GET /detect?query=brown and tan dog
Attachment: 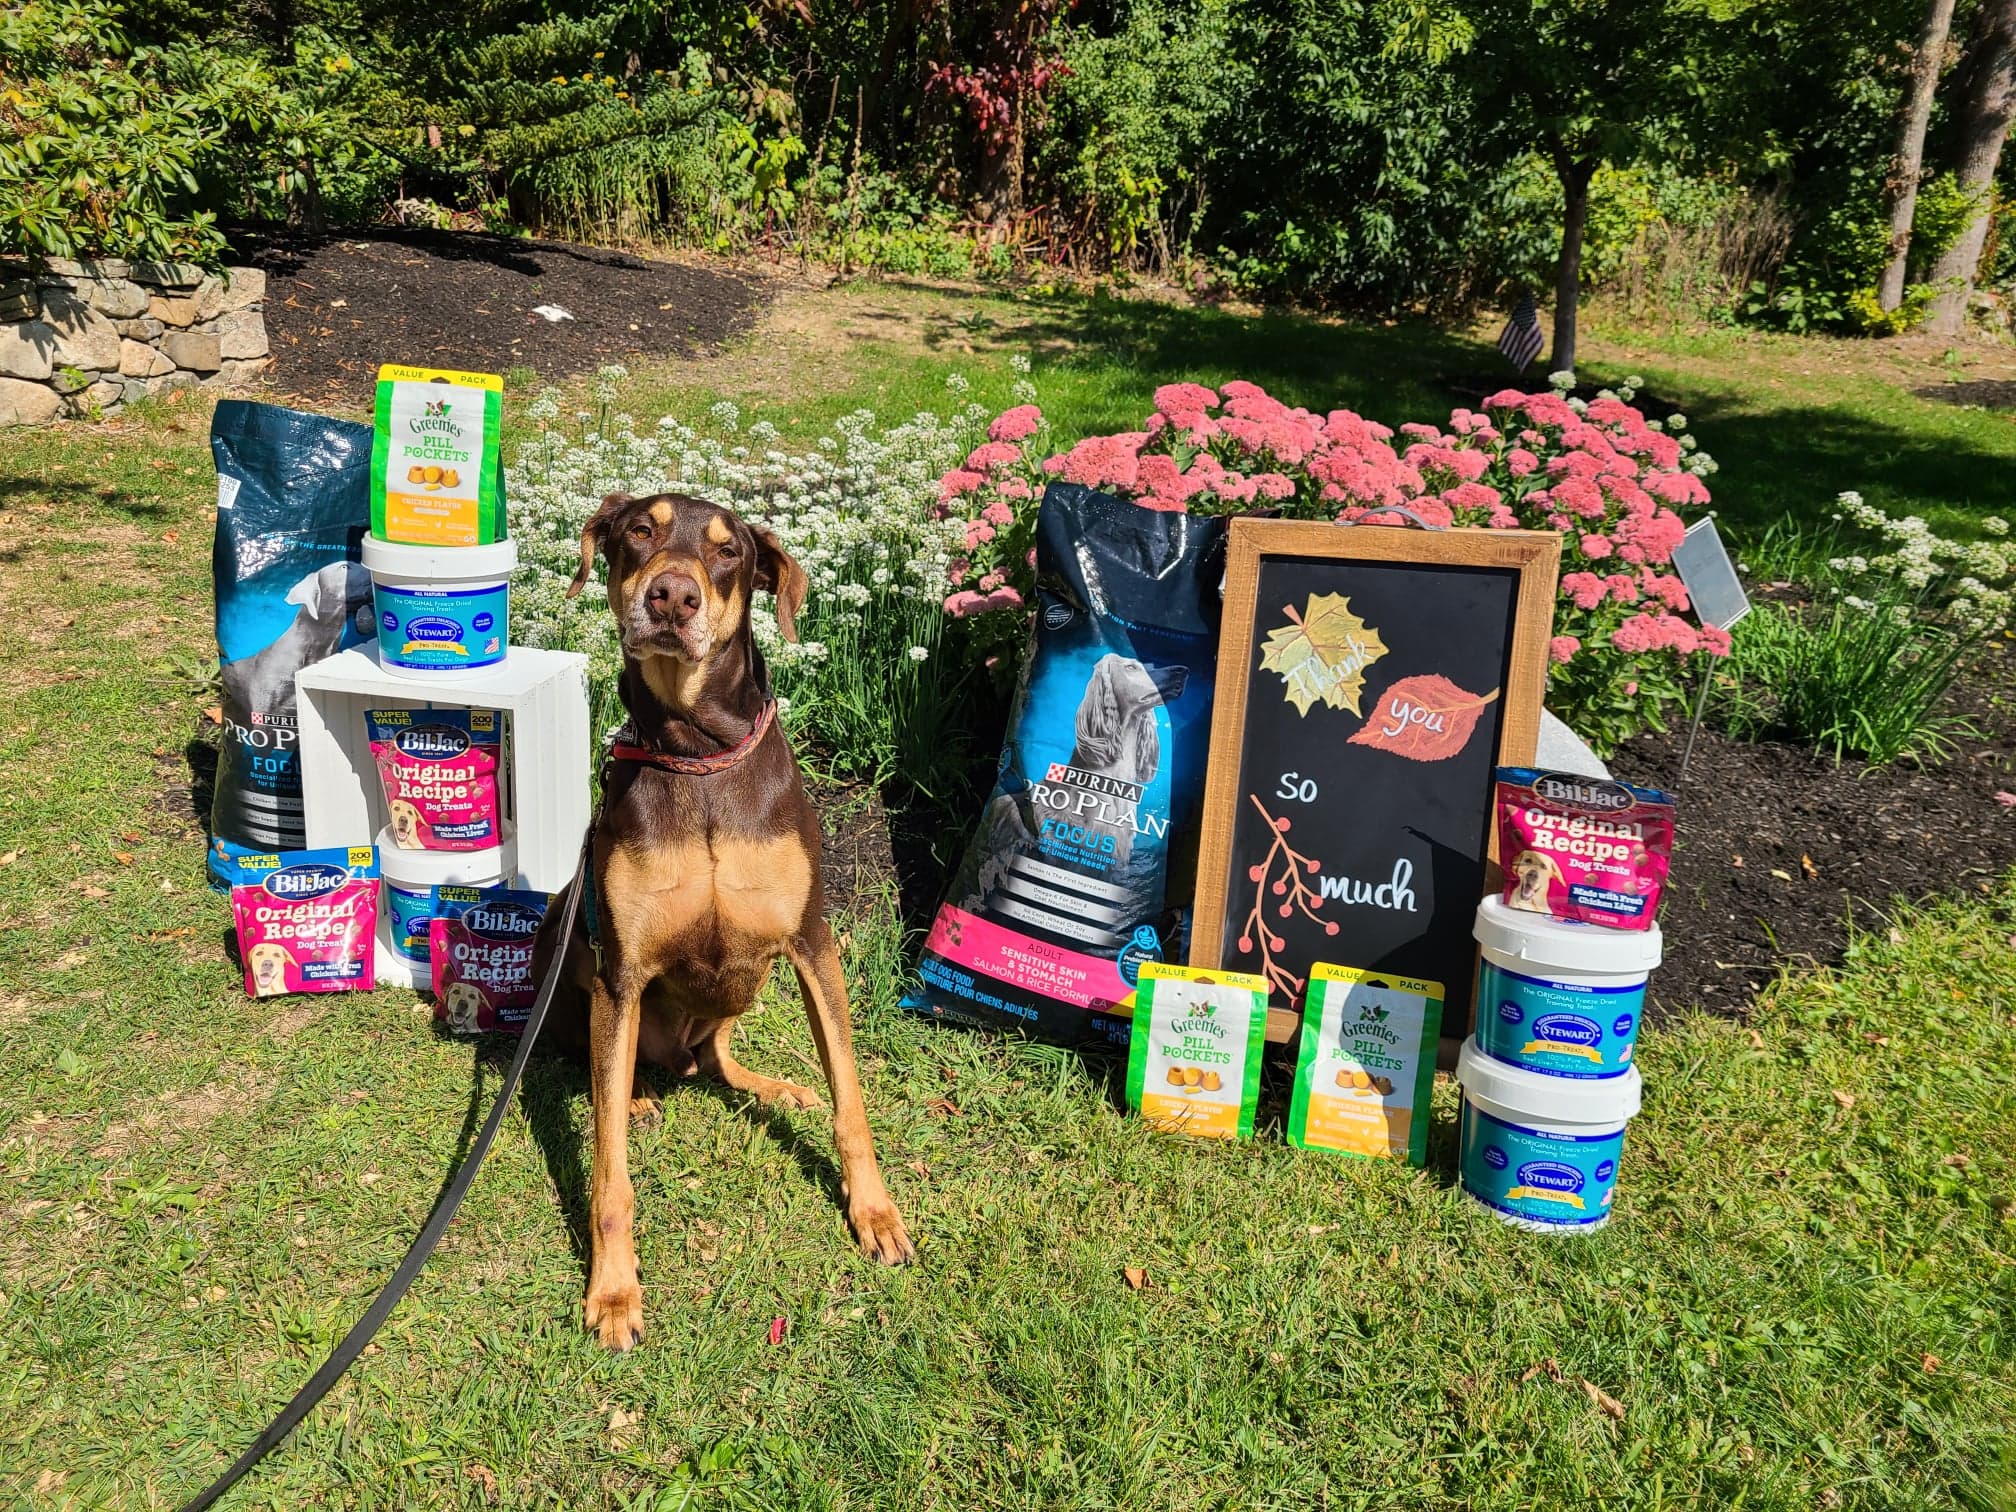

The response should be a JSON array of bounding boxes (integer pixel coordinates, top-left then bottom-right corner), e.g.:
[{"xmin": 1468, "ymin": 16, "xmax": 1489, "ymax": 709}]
[{"xmin": 533, "ymin": 490, "xmax": 913, "ymax": 1351}]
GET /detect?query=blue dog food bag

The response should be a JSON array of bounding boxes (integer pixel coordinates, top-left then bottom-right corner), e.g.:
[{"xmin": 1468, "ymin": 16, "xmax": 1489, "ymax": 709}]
[
  {"xmin": 904, "ymin": 484, "xmax": 1228, "ymax": 1046},
  {"xmin": 208, "ymin": 402, "xmax": 376, "ymax": 888}
]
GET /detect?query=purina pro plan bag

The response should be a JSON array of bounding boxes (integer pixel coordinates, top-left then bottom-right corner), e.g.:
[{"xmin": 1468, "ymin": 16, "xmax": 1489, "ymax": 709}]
[{"xmin": 904, "ymin": 484, "xmax": 1228, "ymax": 1046}]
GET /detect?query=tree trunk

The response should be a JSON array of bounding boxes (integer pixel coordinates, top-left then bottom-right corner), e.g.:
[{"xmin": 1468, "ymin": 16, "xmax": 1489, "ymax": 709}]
[
  {"xmin": 1925, "ymin": 0, "xmax": 2016, "ymax": 333},
  {"xmin": 1549, "ymin": 150, "xmax": 1597, "ymax": 375},
  {"xmin": 1878, "ymin": 0, "xmax": 1959, "ymax": 310}
]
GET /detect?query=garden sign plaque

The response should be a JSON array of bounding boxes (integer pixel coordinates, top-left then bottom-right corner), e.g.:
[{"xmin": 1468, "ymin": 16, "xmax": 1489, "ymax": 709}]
[{"xmin": 1190, "ymin": 520, "xmax": 1560, "ymax": 1041}]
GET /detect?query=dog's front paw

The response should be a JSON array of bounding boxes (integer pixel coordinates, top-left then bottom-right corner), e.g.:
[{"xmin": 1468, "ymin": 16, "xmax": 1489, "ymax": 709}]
[
  {"xmin": 848, "ymin": 1192, "xmax": 915, "ymax": 1266},
  {"xmin": 584, "ymin": 1276, "xmax": 645, "ymax": 1351}
]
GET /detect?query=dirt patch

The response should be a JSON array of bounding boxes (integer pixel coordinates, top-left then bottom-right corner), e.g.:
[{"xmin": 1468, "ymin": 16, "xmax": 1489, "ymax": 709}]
[
  {"xmin": 239, "ymin": 228, "xmax": 770, "ymax": 406},
  {"xmin": 811, "ymin": 779, "xmax": 898, "ymax": 912},
  {"xmin": 89, "ymin": 1073, "xmax": 262, "ymax": 1158},
  {"xmin": 0, "ymin": 994, "xmax": 39, "ymax": 1031},
  {"xmin": 1609, "ymin": 645, "xmax": 2016, "ymax": 1018},
  {"xmin": 264, "ymin": 1001, "xmax": 325, "ymax": 1041}
]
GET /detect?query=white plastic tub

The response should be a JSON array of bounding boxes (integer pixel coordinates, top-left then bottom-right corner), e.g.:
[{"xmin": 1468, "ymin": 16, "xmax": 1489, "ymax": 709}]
[
  {"xmin": 362, "ymin": 536, "xmax": 516, "ymax": 679},
  {"xmin": 375, "ymin": 824, "xmax": 514, "ymax": 988},
  {"xmin": 1456, "ymin": 1037, "xmax": 1642, "ymax": 1233},
  {"xmin": 1472, "ymin": 894, "xmax": 1661, "ymax": 1079}
]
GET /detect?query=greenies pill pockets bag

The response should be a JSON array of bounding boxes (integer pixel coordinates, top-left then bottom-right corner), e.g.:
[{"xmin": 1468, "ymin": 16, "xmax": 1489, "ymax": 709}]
[
  {"xmin": 1286, "ymin": 964, "xmax": 1443, "ymax": 1164},
  {"xmin": 370, "ymin": 365, "xmax": 504, "ymax": 546},
  {"xmin": 1124, "ymin": 962, "xmax": 1269, "ymax": 1140}
]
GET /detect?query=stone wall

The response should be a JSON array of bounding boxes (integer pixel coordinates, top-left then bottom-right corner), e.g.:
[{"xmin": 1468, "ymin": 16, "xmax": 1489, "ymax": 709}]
[{"xmin": 0, "ymin": 259, "xmax": 270, "ymax": 426}]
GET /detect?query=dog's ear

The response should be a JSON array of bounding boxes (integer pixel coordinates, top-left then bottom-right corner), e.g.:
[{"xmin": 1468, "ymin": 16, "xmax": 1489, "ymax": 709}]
[
  {"xmin": 569, "ymin": 493, "xmax": 635, "ymax": 599},
  {"xmin": 1075, "ymin": 656, "xmax": 1121, "ymax": 762},
  {"xmin": 751, "ymin": 526, "xmax": 808, "ymax": 643}
]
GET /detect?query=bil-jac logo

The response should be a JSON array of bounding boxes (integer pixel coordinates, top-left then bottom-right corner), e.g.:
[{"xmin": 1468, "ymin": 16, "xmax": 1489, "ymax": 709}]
[
  {"xmin": 1530, "ymin": 772, "xmax": 1636, "ymax": 812},
  {"xmin": 1531, "ymin": 1012, "xmax": 1604, "ymax": 1048},
  {"xmin": 394, "ymin": 724, "xmax": 472, "ymax": 761},
  {"xmin": 263, "ymin": 861, "xmax": 350, "ymax": 901},
  {"xmin": 464, "ymin": 902, "xmax": 543, "ymax": 941}
]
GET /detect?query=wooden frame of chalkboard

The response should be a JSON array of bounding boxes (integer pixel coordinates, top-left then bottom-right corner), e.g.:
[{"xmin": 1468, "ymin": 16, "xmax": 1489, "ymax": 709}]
[{"xmin": 1190, "ymin": 520, "xmax": 1560, "ymax": 1045}]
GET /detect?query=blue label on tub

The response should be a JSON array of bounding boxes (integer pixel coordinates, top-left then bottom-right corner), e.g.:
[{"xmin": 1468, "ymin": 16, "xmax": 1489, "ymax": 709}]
[
  {"xmin": 1474, "ymin": 961, "xmax": 1644, "ymax": 1078},
  {"xmin": 1459, "ymin": 1101, "xmax": 1626, "ymax": 1228},
  {"xmin": 373, "ymin": 581, "xmax": 509, "ymax": 671},
  {"xmin": 386, "ymin": 880, "xmax": 434, "ymax": 964}
]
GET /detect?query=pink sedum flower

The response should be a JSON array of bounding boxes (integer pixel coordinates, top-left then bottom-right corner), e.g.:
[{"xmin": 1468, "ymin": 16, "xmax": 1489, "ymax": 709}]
[{"xmin": 1549, "ymin": 635, "xmax": 1581, "ymax": 665}]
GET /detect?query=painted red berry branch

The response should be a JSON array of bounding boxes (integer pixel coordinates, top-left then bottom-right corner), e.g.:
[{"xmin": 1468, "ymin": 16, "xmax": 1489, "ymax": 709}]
[{"xmin": 1237, "ymin": 793, "xmax": 1339, "ymax": 1002}]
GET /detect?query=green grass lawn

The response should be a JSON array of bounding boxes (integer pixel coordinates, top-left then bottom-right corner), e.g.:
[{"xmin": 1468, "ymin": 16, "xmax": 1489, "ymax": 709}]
[{"xmin": 3, "ymin": 282, "xmax": 2016, "ymax": 1509}]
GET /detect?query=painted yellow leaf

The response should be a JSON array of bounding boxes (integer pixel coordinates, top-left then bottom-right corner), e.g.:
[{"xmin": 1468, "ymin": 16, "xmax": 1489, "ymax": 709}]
[{"xmin": 1258, "ymin": 594, "xmax": 1389, "ymax": 716}]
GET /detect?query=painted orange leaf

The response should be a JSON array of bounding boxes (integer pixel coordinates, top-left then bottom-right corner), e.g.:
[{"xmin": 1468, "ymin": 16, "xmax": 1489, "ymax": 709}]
[{"xmin": 1347, "ymin": 675, "xmax": 1501, "ymax": 763}]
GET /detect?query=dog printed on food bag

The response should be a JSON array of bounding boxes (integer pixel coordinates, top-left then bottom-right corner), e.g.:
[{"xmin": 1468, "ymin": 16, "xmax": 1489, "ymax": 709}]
[
  {"xmin": 442, "ymin": 980, "xmax": 488, "ymax": 1035},
  {"xmin": 529, "ymin": 490, "xmax": 913, "ymax": 1351},
  {"xmin": 1506, "ymin": 849, "xmax": 1563, "ymax": 914},
  {"xmin": 245, "ymin": 941, "xmax": 297, "ymax": 999}
]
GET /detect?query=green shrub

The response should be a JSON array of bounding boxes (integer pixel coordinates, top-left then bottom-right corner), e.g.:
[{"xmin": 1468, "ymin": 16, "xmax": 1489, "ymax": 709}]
[
  {"xmin": 1716, "ymin": 497, "xmax": 2012, "ymax": 765},
  {"xmin": 0, "ymin": 0, "xmax": 230, "ymax": 263}
]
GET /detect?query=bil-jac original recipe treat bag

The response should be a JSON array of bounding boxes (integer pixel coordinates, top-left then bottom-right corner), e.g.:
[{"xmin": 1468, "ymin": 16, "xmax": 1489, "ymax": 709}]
[
  {"xmin": 1493, "ymin": 767, "xmax": 1675, "ymax": 929},
  {"xmin": 208, "ymin": 401, "xmax": 376, "ymax": 888},
  {"xmin": 1286, "ymin": 963, "xmax": 1443, "ymax": 1164},
  {"xmin": 370, "ymin": 365, "xmax": 505, "ymax": 546},
  {"xmin": 228, "ymin": 846, "xmax": 380, "ymax": 999},
  {"xmin": 430, "ymin": 885, "xmax": 551, "ymax": 1034},
  {"xmin": 904, "ymin": 484, "xmax": 1228, "ymax": 1046},
  {"xmin": 366, "ymin": 708, "xmax": 504, "ymax": 850},
  {"xmin": 1124, "ymin": 963, "xmax": 1270, "ymax": 1140}
]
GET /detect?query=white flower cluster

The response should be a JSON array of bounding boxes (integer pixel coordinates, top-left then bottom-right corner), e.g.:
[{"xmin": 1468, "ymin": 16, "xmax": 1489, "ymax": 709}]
[
  {"xmin": 1825, "ymin": 491, "xmax": 2013, "ymax": 629},
  {"xmin": 505, "ymin": 377, "xmax": 989, "ymax": 730}
]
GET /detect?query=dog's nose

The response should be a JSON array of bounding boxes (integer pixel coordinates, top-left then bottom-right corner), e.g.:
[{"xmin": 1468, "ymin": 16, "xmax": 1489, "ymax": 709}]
[{"xmin": 643, "ymin": 571, "xmax": 703, "ymax": 625}]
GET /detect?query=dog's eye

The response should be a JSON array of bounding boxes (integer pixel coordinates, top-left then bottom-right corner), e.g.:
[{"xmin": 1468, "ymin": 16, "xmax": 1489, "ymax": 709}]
[
  {"xmin": 627, "ymin": 522, "xmax": 653, "ymax": 540},
  {"xmin": 717, "ymin": 542, "xmax": 738, "ymax": 560}
]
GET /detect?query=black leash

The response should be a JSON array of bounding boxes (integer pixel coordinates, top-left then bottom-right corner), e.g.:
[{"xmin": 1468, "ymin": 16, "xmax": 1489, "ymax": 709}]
[{"xmin": 178, "ymin": 830, "xmax": 593, "ymax": 1511}]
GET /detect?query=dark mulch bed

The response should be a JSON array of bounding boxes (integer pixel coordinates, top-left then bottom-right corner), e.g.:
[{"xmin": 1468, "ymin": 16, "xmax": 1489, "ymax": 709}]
[
  {"xmin": 234, "ymin": 227, "xmax": 767, "ymax": 406},
  {"xmin": 1609, "ymin": 646, "xmax": 2016, "ymax": 1019}
]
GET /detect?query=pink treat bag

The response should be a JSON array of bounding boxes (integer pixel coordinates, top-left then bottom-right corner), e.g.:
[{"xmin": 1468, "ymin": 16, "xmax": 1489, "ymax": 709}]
[
  {"xmin": 229, "ymin": 846, "xmax": 379, "ymax": 997},
  {"xmin": 1494, "ymin": 768, "xmax": 1674, "ymax": 930},
  {"xmin": 430, "ymin": 886, "xmax": 550, "ymax": 1034},
  {"xmin": 366, "ymin": 708, "xmax": 503, "ymax": 851}
]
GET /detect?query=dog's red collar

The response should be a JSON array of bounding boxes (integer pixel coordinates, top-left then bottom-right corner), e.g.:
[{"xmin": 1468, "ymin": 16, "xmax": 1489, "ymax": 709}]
[{"xmin": 609, "ymin": 700, "xmax": 777, "ymax": 776}]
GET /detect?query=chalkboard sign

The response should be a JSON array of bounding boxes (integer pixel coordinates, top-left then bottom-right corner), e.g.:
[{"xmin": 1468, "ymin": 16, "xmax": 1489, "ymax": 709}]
[{"xmin": 1190, "ymin": 520, "xmax": 1560, "ymax": 1041}]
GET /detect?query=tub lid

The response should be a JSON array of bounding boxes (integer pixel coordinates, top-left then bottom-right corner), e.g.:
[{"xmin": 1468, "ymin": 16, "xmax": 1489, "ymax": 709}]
[
  {"xmin": 1457, "ymin": 1036, "xmax": 1642, "ymax": 1125},
  {"xmin": 363, "ymin": 535, "xmax": 518, "ymax": 578},
  {"xmin": 375, "ymin": 826, "xmax": 516, "ymax": 887},
  {"xmin": 1473, "ymin": 893, "xmax": 1662, "ymax": 974}
]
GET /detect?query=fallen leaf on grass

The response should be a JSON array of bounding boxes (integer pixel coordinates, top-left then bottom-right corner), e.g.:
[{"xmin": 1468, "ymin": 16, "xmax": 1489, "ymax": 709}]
[
  {"xmin": 1863, "ymin": 1033, "xmax": 1890, "ymax": 1046},
  {"xmin": 1122, "ymin": 1266, "xmax": 1152, "ymax": 1291},
  {"xmin": 1889, "ymin": 926, "xmax": 1906, "ymax": 945},
  {"xmin": 1747, "ymin": 1028, "xmax": 1766, "ymax": 1050},
  {"xmin": 119, "ymin": 831, "xmax": 141, "ymax": 843},
  {"xmin": 1922, "ymin": 1353, "xmax": 1941, "ymax": 1373},
  {"xmin": 161, "ymin": 529, "xmax": 179, "ymax": 544},
  {"xmin": 1832, "ymin": 1090, "xmax": 1856, "ymax": 1110},
  {"xmin": 202, "ymin": 706, "xmax": 222, "ymax": 725},
  {"xmin": 1800, "ymin": 853, "xmax": 1819, "ymax": 880},
  {"xmin": 1943, "ymin": 1154, "xmax": 1970, "ymax": 1169},
  {"xmin": 925, "ymin": 1097, "xmax": 960, "ymax": 1117},
  {"xmin": 465, "ymin": 1464, "xmax": 498, "ymax": 1502},
  {"xmin": 605, "ymin": 1407, "xmax": 640, "ymax": 1448},
  {"xmin": 113, "ymin": 852, "xmax": 133, "ymax": 865},
  {"xmin": 906, "ymin": 1159, "xmax": 929, "ymax": 1177},
  {"xmin": 0, "ymin": 851, "xmax": 16, "ymax": 867},
  {"xmin": 34, "ymin": 1470, "xmax": 65, "ymax": 1494},
  {"xmin": 1307, "ymin": 1223, "xmax": 1339, "ymax": 1236},
  {"xmin": 768, "ymin": 1316, "xmax": 787, "ymax": 1346},
  {"xmin": 1519, "ymin": 1357, "xmax": 1564, "ymax": 1384},
  {"xmin": 1579, "ymin": 1378, "xmax": 1625, "ymax": 1420}
]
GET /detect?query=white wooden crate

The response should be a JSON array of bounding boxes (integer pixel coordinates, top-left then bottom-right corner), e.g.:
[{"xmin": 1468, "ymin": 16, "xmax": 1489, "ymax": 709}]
[{"xmin": 295, "ymin": 644, "xmax": 592, "ymax": 986}]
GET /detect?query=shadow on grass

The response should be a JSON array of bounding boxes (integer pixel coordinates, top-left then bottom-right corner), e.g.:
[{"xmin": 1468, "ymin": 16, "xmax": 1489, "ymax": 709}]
[{"xmin": 514, "ymin": 1030, "xmax": 847, "ymax": 1278}]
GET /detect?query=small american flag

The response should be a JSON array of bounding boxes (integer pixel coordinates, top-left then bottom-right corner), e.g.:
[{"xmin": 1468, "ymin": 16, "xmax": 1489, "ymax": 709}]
[{"xmin": 1497, "ymin": 292, "xmax": 1545, "ymax": 373}]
